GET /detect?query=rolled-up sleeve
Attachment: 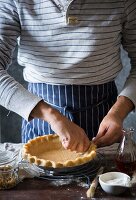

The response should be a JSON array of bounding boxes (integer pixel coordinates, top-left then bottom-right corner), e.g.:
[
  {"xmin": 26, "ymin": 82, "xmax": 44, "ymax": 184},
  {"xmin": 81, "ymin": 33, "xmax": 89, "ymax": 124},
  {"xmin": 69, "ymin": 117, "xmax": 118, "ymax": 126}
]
[
  {"xmin": 119, "ymin": 0, "xmax": 136, "ymax": 108},
  {"xmin": 0, "ymin": 0, "xmax": 42, "ymax": 121}
]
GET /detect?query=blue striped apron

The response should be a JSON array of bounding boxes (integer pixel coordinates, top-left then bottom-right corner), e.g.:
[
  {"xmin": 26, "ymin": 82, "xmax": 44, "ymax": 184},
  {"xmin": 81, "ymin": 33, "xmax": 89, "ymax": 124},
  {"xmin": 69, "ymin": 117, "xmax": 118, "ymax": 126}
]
[{"xmin": 21, "ymin": 82, "xmax": 117, "ymax": 143}]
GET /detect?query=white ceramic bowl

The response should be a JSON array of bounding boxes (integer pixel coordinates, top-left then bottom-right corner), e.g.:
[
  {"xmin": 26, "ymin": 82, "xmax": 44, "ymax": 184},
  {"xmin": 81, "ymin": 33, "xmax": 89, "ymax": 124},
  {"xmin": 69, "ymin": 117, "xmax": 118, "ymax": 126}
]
[{"xmin": 99, "ymin": 172, "xmax": 130, "ymax": 195}]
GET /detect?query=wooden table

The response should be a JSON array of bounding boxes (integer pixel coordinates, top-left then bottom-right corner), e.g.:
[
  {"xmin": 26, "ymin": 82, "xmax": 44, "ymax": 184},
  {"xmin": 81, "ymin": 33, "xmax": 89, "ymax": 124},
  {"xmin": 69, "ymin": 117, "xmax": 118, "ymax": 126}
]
[
  {"xmin": 0, "ymin": 144, "xmax": 135, "ymax": 200},
  {"xmin": 0, "ymin": 177, "xmax": 135, "ymax": 200}
]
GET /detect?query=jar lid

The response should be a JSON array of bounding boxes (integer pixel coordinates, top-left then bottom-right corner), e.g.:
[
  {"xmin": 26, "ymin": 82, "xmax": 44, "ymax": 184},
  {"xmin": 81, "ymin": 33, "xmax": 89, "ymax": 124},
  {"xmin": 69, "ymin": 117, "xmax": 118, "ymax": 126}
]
[{"xmin": 0, "ymin": 150, "xmax": 16, "ymax": 165}]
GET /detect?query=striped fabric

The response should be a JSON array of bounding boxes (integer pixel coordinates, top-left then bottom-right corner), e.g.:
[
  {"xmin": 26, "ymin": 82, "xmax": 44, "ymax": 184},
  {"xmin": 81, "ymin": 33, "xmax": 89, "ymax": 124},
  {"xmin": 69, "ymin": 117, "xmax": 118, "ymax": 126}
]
[
  {"xmin": 0, "ymin": 0, "xmax": 136, "ymax": 121},
  {"xmin": 14, "ymin": 0, "xmax": 136, "ymax": 85},
  {"xmin": 22, "ymin": 81, "xmax": 117, "ymax": 142}
]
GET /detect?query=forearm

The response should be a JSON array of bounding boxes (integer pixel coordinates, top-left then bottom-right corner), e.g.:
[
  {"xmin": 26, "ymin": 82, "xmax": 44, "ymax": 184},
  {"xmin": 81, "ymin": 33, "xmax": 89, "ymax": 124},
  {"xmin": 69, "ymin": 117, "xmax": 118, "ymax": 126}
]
[
  {"xmin": 108, "ymin": 96, "xmax": 134, "ymax": 121},
  {"xmin": 30, "ymin": 100, "xmax": 63, "ymax": 124},
  {"xmin": 30, "ymin": 100, "xmax": 90, "ymax": 152}
]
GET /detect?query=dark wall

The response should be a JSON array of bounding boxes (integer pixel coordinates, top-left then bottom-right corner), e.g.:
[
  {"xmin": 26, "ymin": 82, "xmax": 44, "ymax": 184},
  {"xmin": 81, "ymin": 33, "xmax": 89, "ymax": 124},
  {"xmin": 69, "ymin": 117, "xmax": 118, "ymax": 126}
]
[{"xmin": 0, "ymin": 47, "xmax": 136, "ymax": 143}]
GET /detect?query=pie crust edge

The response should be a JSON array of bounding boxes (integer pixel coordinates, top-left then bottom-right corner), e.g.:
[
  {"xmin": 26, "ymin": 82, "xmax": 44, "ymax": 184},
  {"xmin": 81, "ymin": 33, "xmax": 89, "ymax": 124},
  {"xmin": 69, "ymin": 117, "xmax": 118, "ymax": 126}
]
[{"xmin": 22, "ymin": 134, "xmax": 97, "ymax": 168}]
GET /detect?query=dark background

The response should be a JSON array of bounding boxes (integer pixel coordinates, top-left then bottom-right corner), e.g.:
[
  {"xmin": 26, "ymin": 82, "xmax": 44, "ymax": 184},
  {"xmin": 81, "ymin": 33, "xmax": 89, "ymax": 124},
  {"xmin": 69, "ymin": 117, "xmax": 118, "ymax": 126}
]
[{"xmin": 0, "ymin": 47, "xmax": 136, "ymax": 143}]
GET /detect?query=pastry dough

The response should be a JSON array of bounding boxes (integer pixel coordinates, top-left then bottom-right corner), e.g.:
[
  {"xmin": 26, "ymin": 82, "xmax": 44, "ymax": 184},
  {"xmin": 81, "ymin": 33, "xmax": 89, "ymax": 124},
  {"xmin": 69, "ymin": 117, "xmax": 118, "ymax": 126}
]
[{"xmin": 22, "ymin": 134, "xmax": 96, "ymax": 168}]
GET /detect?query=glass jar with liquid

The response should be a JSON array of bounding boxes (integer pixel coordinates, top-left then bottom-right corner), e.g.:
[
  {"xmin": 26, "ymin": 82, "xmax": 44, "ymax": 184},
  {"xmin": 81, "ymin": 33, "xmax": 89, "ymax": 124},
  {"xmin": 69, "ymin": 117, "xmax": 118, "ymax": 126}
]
[{"xmin": 115, "ymin": 128, "xmax": 136, "ymax": 176}]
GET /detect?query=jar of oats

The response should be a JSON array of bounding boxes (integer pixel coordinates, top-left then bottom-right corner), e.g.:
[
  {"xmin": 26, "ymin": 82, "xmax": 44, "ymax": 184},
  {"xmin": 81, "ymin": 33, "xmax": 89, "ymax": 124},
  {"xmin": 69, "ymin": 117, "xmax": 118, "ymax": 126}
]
[{"xmin": 0, "ymin": 151, "xmax": 19, "ymax": 189}]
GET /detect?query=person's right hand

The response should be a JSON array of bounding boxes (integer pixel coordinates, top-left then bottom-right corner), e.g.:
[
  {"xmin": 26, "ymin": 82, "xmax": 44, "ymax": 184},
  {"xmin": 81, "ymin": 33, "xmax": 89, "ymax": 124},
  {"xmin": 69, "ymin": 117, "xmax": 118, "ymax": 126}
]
[
  {"xmin": 30, "ymin": 100, "xmax": 90, "ymax": 153},
  {"xmin": 50, "ymin": 114, "xmax": 90, "ymax": 152}
]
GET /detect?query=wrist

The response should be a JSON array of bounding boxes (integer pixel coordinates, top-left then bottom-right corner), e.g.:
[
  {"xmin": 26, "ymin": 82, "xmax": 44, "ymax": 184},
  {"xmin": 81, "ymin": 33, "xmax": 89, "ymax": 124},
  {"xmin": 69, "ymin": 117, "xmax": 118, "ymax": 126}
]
[
  {"xmin": 108, "ymin": 96, "xmax": 134, "ymax": 121},
  {"xmin": 30, "ymin": 100, "xmax": 62, "ymax": 123}
]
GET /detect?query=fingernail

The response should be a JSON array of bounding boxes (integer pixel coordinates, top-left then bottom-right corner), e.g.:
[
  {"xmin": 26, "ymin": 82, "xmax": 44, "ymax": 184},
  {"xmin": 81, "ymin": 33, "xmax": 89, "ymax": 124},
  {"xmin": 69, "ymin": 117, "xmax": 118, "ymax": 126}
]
[{"xmin": 62, "ymin": 137, "xmax": 68, "ymax": 142}]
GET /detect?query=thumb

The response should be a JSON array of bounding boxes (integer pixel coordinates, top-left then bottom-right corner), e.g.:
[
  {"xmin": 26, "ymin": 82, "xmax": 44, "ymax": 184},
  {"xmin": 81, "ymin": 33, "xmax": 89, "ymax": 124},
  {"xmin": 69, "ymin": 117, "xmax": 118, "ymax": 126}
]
[
  {"xmin": 93, "ymin": 126, "xmax": 107, "ymax": 142},
  {"xmin": 93, "ymin": 124, "xmax": 107, "ymax": 144}
]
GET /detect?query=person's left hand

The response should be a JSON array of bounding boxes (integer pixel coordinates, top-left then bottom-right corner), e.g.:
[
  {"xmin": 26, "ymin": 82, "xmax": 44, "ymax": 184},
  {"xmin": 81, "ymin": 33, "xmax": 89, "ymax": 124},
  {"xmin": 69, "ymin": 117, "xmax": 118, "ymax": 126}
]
[
  {"xmin": 93, "ymin": 96, "xmax": 134, "ymax": 147},
  {"xmin": 93, "ymin": 111, "xmax": 123, "ymax": 147}
]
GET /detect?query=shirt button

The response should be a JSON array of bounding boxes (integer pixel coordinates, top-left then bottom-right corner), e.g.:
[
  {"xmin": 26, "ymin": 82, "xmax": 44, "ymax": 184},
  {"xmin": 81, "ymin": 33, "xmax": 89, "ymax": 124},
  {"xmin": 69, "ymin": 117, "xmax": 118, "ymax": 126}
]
[{"xmin": 67, "ymin": 16, "xmax": 79, "ymax": 25}]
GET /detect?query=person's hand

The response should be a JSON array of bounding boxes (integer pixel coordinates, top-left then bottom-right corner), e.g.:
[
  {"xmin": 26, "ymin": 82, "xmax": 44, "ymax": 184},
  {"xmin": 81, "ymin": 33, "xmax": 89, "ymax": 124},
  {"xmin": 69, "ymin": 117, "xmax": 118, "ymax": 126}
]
[
  {"xmin": 93, "ymin": 96, "xmax": 134, "ymax": 147},
  {"xmin": 49, "ymin": 114, "xmax": 90, "ymax": 152},
  {"xmin": 30, "ymin": 100, "xmax": 90, "ymax": 152},
  {"xmin": 93, "ymin": 112, "xmax": 123, "ymax": 147}
]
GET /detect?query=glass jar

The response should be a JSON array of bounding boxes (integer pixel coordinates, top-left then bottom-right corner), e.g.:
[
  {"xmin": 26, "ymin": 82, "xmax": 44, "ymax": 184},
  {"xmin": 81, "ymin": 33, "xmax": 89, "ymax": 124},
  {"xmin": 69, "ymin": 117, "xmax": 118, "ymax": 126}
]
[
  {"xmin": 0, "ymin": 150, "xmax": 19, "ymax": 189},
  {"xmin": 115, "ymin": 128, "xmax": 136, "ymax": 176}
]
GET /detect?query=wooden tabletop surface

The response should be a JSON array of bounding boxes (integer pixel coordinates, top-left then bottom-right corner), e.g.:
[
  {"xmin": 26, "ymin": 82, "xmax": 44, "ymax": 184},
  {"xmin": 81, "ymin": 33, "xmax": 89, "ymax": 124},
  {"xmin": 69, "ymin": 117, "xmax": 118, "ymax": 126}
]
[
  {"xmin": 0, "ymin": 144, "xmax": 135, "ymax": 200},
  {"xmin": 0, "ymin": 177, "xmax": 135, "ymax": 200}
]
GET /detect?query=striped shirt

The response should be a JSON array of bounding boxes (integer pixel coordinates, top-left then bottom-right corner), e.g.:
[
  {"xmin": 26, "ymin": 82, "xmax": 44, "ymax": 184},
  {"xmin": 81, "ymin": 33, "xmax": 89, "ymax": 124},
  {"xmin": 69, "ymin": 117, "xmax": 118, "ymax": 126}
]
[{"xmin": 0, "ymin": 0, "xmax": 136, "ymax": 120}]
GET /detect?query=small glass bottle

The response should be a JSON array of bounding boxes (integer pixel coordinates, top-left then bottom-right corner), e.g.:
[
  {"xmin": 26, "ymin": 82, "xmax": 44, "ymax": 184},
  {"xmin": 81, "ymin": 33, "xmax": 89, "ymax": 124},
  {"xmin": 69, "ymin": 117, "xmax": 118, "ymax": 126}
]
[{"xmin": 115, "ymin": 128, "xmax": 136, "ymax": 176}]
